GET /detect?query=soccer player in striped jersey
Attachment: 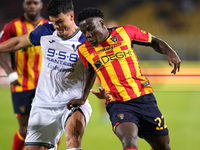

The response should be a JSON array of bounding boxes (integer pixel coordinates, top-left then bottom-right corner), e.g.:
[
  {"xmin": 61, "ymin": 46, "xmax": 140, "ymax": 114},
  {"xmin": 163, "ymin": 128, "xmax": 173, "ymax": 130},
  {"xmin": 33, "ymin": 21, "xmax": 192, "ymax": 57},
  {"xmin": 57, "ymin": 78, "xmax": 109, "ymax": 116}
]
[
  {"xmin": 0, "ymin": 0, "xmax": 95, "ymax": 150},
  {"xmin": 0, "ymin": 0, "xmax": 48, "ymax": 150},
  {"xmin": 77, "ymin": 7, "xmax": 181, "ymax": 150}
]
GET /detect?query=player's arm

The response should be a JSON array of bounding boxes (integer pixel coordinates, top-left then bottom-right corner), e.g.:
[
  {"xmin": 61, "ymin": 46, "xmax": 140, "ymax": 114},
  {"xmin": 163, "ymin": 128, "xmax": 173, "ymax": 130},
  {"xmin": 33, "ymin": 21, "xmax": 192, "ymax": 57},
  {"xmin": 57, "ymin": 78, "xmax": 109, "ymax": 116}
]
[
  {"xmin": 66, "ymin": 63, "xmax": 96, "ymax": 110},
  {"xmin": 0, "ymin": 54, "xmax": 21, "ymax": 86},
  {"xmin": 0, "ymin": 34, "xmax": 31, "ymax": 53},
  {"xmin": 150, "ymin": 35, "xmax": 181, "ymax": 74},
  {"xmin": 0, "ymin": 34, "xmax": 31, "ymax": 85}
]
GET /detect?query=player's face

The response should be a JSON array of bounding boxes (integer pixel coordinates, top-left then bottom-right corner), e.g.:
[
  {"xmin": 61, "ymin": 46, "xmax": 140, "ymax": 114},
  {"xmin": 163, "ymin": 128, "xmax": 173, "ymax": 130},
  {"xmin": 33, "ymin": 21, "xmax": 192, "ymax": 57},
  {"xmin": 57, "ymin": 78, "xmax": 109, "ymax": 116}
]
[
  {"xmin": 23, "ymin": 0, "xmax": 43, "ymax": 20},
  {"xmin": 79, "ymin": 17, "xmax": 108, "ymax": 47},
  {"xmin": 49, "ymin": 12, "xmax": 75, "ymax": 38}
]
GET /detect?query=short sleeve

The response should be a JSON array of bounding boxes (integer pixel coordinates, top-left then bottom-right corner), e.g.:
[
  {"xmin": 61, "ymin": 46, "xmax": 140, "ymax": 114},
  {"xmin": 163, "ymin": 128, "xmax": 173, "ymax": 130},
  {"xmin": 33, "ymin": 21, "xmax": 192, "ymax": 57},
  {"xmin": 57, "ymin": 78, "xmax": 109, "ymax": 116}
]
[
  {"xmin": 123, "ymin": 25, "xmax": 152, "ymax": 46},
  {"xmin": 28, "ymin": 22, "xmax": 55, "ymax": 46}
]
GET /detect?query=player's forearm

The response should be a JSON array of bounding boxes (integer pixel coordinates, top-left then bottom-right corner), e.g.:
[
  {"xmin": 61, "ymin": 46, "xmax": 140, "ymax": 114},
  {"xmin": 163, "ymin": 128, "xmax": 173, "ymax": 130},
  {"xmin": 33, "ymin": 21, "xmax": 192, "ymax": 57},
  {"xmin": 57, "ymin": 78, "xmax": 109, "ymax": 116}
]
[
  {"xmin": 151, "ymin": 36, "xmax": 177, "ymax": 56},
  {"xmin": 0, "ymin": 37, "xmax": 22, "ymax": 53},
  {"xmin": 82, "ymin": 66, "xmax": 96, "ymax": 101},
  {"xmin": 0, "ymin": 54, "xmax": 13, "ymax": 75},
  {"xmin": 0, "ymin": 34, "xmax": 30, "ymax": 53}
]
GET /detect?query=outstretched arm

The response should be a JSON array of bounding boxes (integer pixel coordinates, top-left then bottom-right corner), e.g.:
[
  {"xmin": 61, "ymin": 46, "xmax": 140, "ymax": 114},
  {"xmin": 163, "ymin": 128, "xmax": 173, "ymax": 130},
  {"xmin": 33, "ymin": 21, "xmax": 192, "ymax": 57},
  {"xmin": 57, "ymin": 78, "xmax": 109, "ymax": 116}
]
[
  {"xmin": 67, "ymin": 63, "xmax": 97, "ymax": 110},
  {"xmin": 0, "ymin": 34, "xmax": 31, "ymax": 85},
  {"xmin": 0, "ymin": 34, "xmax": 31, "ymax": 53},
  {"xmin": 150, "ymin": 36, "xmax": 181, "ymax": 74}
]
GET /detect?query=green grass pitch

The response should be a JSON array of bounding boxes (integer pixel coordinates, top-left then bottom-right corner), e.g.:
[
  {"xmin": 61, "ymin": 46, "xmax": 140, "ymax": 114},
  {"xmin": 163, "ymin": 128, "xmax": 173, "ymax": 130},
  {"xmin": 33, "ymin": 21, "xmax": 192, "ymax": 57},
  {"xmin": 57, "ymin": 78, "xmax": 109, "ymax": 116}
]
[{"xmin": 0, "ymin": 83, "xmax": 200, "ymax": 150}]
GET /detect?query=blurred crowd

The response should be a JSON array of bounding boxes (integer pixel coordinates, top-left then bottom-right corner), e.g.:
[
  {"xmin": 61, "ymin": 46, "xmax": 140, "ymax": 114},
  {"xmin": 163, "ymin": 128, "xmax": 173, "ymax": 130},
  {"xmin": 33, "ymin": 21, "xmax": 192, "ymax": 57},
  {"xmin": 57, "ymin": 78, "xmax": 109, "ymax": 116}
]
[
  {"xmin": 0, "ymin": 0, "xmax": 199, "ymax": 60},
  {"xmin": 0, "ymin": 0, "xmax": 199, "ymax": 32}
]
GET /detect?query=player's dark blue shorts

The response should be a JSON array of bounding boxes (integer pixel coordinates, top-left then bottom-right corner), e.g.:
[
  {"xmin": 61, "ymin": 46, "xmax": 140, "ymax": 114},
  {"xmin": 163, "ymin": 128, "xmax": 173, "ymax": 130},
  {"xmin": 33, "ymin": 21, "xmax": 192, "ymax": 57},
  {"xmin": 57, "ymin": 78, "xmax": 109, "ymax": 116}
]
[
  {"xmin": 106, "ymin": 93, "xmax": 169, "ymax": 138},
  {"xmin": 11, "ymin": 89, "xmax": 35, "ymax": 117}
]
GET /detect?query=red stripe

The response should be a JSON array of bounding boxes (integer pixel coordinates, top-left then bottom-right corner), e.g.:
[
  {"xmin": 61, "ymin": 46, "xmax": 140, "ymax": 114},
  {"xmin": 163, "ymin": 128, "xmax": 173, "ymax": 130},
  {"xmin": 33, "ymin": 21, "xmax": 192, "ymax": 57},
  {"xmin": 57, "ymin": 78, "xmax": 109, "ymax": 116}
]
[
  {"xmin": 85, "ymin": 42, "xmax": 96, "ymax": 55},
  {"xmin": 21, "ymin": 21, "xmax": 29, "ymax": 91},
  {"xmin": 99, "ymin": 66, "xmax": 122, "ymax": 101},
  {"xmin": 113, "ymin": 122, "xmax": 120, "ymax": 133},
  {"xmin": 120, "ymin": 45, "xmax": 128, "ymax": 50},
  {"xmin": 126, "ymin": 57, "xmax": 146, "ymax": 95},
  {"xmin": 111, "ymin": 59, "xmax": 137, "ymax": 100},
  {"xmin": 12, "ymin": 84, "xmax": 16, "ymax": 92},
  {"xmin": 22, "ymin": 53, "xmax": 28, "ymax": 91},
  {"xmin": 33, "ymin": 54, "xmax": 40, "ymax": 86}
]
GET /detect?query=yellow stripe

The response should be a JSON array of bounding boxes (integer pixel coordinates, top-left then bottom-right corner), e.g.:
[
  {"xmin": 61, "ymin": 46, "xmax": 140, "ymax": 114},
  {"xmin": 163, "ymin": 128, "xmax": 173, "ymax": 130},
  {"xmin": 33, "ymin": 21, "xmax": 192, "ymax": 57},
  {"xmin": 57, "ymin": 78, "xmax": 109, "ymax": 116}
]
[
  {"xmin": 14, "ymin": 21, "xmax": 23, "ymax": 36},
  {"xmin": 14, "ymin": 21, "xmax": 23, "ymax": 92},
  {"xmin": 148, "ymin": 33, "xmax": 152, "ymax": 43},
  {"xmin": 25, "ymin": 21, "xmax": 35, "ymax": 90},
  {"xmin": 79, "ymin": 44, "xmax": 91, "ymax": 68},
  {"xmin": 17, "ymin": 130, "xmax": 25, "ymax": 141}
]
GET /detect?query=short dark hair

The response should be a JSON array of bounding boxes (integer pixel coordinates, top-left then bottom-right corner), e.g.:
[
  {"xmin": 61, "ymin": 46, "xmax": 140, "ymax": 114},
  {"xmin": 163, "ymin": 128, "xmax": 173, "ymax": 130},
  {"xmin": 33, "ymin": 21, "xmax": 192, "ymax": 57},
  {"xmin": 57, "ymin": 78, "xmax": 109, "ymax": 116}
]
[
  {"xmin": 46, "ymin": 0, "xmax": 74, "ymax": 17},
  {"xmin": 77, "ymin": 7, "xmax": 104, "ymax": 23}
]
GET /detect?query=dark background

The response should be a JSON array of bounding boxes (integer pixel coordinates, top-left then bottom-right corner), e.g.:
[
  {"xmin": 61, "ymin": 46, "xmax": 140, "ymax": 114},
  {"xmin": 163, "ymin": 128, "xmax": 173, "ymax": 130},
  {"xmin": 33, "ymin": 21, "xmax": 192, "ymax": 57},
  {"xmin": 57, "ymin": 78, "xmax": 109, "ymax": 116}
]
[{"xmin": 0, "ymin": 0, "xmax": 200, "ymax": 60}]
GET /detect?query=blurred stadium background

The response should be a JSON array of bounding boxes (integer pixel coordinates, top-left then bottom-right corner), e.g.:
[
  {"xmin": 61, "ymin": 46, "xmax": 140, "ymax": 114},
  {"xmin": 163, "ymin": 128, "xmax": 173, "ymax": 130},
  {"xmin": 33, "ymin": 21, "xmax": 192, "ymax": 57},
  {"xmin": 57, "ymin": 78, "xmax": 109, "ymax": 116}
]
[{"xmin": 0, "ymin": 0, "xmax": 200, "ymax": 149}]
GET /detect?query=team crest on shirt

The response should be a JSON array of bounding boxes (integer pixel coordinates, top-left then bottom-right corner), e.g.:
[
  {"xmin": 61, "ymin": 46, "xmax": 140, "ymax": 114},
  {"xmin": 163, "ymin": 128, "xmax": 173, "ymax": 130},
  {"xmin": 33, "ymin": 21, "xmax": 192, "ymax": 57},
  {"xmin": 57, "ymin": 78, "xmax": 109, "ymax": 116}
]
[
  {"xmin": 19, "ymin": 106, "xmax": 25, "ymax": 113},
  {"xmin": 110, "ymin": 36, "xmax": 118, "ymax": 43},
  {"xmin": 117, "ymin": 113, "xmax": 124, "ymax": 120},
  {"xmin": 94, "ymin": 59, "xmax": 103, "ymax": 69}
]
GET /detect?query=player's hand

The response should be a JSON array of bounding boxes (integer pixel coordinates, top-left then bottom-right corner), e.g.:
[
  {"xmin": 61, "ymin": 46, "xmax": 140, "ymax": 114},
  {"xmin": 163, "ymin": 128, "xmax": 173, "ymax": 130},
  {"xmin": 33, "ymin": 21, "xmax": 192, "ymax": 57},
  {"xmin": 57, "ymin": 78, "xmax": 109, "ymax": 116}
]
[
  {"xmin": 8, "ymin": 72, "xmax": 21, "ymax": 86},
  {"xmin": 11, "ymin": 80, "xmax": 21, "ymax": 86},
  {"xmin": 168, "ymin": 52, "xmax": 181, "ymax": 75},
  {"xmin": 66, "ymin": 99, "xmax": 85, "ymax": 110},
  {"xmin": 90, "ymin": 87, "xmax": 113, "ymax": 100}
]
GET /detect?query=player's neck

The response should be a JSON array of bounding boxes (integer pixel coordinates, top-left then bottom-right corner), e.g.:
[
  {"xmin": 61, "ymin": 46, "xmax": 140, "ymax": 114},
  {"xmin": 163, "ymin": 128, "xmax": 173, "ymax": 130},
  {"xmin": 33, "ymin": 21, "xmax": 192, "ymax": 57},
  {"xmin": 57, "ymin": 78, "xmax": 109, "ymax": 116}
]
[
  {"xmin": 60, "ymin": 24, "xmax": 79, "ymax": 39},
  {"xmin": 24, "ymin": 13, "xmax": 42, "ymax": 25}
]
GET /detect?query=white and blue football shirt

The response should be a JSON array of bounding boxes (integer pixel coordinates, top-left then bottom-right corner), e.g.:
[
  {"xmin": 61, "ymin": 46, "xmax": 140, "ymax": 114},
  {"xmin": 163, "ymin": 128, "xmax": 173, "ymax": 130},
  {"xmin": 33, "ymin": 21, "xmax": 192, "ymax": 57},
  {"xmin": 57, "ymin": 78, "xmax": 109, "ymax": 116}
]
[{"xmin": 28, "ymin": 22, "xmax": 86, "ymax": 107}]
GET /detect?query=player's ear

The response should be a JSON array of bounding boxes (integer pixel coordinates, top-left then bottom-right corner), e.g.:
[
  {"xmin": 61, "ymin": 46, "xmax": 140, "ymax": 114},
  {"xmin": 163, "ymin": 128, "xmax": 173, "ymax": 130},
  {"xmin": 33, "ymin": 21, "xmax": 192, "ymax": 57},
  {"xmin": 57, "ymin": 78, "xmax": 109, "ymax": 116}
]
[
  {"xmin": 99, "ymin": 19, "xmax": 105, "ymax": 28},
  {"xmin": 69, "ymin": 12, "xmax": 75, "ymax": 21}
]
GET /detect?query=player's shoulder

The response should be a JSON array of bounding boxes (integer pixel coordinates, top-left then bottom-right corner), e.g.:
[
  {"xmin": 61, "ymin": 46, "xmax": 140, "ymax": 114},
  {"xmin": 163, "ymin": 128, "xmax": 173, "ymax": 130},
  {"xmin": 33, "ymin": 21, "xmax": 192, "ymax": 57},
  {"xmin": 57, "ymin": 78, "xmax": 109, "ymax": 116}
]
[
  {"xmin": 78, "ymin": 40, "xmax": 90, "ymax": 52},
  {"xmin": 40, "ymin": 22, "xmax": 54, "ymax": 29},
  {"xmin": 35, "ymin": 22, "xmax": 55, "ymax": 36},
  {"xmin": 5, "ymin": 17, "xmax": 22, "ymax": 26},
  {"xmin": 1, "ymin": 17, "xmax": 23, "ymax": 32},
  {"xmin": 119, "ymin": 25, "xmax": 142, "ymax": 34},
  {"xmin": 121, "ymin": 24, "xmax": 138, "ymax": 30}
]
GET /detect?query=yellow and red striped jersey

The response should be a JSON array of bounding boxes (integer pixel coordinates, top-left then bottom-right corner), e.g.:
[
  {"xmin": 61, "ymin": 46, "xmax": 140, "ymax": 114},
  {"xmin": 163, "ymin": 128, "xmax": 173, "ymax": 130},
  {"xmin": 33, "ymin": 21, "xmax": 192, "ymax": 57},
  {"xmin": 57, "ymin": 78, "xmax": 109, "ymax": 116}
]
[
  {"xmin": 0, "ymin": 16, "xmax": 48, "ymax": 92},
  {"xmin": 78, "ymin": 25, "xmax": 153, "ymax": 103}
]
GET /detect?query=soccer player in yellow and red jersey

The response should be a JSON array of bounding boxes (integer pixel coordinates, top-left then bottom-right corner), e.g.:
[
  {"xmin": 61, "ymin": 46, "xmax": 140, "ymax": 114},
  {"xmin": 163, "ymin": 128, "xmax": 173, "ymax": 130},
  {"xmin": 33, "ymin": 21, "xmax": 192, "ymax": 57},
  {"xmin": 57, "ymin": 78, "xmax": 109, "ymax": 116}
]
[
  {"xmin": 77, "ymin": 7, "xmax": 181, "ymax": 150},
  {"xmin": 0, "ymin": 0, "xmax": 48, "ymax": 150}
]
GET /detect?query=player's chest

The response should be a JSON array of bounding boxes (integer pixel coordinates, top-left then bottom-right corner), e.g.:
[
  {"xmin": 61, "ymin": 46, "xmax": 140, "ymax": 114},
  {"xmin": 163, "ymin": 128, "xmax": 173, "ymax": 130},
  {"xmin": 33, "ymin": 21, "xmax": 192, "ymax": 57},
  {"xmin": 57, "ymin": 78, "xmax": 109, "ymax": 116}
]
[{"xmin": 41, "ymin": 36, "xmax": 81, "ymax": 62}]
